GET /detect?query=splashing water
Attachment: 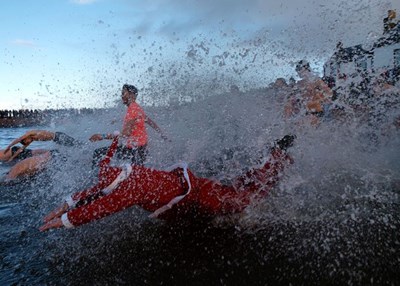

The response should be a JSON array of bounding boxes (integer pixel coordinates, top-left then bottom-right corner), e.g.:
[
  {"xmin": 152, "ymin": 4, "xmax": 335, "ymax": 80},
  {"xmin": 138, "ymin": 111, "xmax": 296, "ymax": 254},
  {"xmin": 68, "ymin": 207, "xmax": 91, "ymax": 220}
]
[
  {"xmin": 2, "ymin": 77, "xmax": 399, "ymax": 284},
  {"xmin": 2, "ymin": 5, "xmax": 400, "ymax": 283}
]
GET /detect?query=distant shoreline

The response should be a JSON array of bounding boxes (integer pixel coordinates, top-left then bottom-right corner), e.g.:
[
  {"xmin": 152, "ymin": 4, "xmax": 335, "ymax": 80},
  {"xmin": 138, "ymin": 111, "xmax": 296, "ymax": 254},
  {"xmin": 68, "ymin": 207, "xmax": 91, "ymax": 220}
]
[
  {"xmin": 0, "ymin": 108, "xmax": 106, "ymax": 128},
  {"xmin": 0, "ymin": 117, "xmax": 49, "ymax": 128}
]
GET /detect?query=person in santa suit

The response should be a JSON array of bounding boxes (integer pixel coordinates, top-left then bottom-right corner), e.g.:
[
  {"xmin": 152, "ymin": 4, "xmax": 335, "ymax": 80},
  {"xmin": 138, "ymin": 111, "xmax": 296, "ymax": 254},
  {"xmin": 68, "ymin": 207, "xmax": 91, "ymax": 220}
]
[{"xmin": 40, "ymin": 134, "xmax": 295, "ymax": 231}]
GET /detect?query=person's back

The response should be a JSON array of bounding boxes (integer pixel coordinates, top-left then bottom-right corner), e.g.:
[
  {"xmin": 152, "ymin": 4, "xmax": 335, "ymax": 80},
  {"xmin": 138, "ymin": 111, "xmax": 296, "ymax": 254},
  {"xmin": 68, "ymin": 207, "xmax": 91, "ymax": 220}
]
[{"xmin": 123, "ymin": 100, "xmax": 148, "ymax": 148}]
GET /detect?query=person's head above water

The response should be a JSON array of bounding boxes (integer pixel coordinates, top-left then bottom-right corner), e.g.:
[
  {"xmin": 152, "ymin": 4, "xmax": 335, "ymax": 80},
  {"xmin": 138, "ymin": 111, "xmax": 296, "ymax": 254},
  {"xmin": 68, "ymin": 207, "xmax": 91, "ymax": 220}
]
[
  {"xmin": 123, "ymin": 84, "xmax": 138, "ymax": 95},
  {"xmin": 121, "ymin": 84, "xmax": 138, "ymax": 106},
  {"xmin": 295, "ymin": 60, "xmax": 312, "ymax": 79},
  {"xmin": 274, "ymin": 78, "xmax": 288, "ymax": 88},
  {"xmin": 295, "ymin": 60, "xmax": 311, "ymax": 73}
]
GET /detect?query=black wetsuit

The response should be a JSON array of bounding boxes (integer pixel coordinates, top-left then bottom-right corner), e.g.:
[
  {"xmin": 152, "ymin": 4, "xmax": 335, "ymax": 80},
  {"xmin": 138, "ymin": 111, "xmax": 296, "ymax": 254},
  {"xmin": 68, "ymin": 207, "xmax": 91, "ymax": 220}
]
[{"xmin": 53, "ymin": 132, "xmax": 83, "ymax": 147}]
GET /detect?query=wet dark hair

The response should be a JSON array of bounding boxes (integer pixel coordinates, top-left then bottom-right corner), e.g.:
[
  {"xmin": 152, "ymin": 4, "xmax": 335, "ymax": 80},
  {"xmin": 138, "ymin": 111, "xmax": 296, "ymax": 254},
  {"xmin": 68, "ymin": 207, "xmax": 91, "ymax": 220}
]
[
  {"xmin": 122, "ymin": 84, "xmax": 138, "ymax": 95},
  {"xmin": 295, "ymin": 60, "xmax": 311, "ymax": 72}
]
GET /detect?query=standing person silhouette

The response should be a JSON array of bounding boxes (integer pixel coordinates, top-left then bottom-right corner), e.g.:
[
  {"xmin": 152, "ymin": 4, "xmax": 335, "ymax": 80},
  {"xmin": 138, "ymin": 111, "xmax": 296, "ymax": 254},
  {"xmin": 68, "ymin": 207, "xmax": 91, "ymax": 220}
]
[{"xmin": 90, "ymin": 84, "xmax": 168, "ymax": 166}]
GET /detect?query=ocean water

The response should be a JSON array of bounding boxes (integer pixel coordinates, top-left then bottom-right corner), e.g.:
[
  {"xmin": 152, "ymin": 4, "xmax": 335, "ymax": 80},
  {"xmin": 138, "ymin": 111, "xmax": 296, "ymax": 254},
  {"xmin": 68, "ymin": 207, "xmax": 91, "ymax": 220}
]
[{"xmin": 0, "ymin": 86, "xmax": 399, "ymax": 285}]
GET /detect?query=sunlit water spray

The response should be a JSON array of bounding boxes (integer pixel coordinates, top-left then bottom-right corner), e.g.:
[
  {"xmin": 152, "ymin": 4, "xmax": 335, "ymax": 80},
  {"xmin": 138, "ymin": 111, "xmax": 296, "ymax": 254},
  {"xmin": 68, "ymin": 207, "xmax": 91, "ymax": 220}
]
[
  {"xmin": 2, "ymin": 30, "xmax": 400, "ymax": 284},
  {"xmin": 43, "ymin": 81, "xmax": 399, "ymax": 226}
]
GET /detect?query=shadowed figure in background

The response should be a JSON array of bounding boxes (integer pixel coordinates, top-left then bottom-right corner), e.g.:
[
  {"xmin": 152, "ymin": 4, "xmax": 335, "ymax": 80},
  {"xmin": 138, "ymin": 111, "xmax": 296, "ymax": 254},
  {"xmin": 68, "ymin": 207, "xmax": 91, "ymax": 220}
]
[{"xmin": 284, "ymin": 60, "xmax": 333, "ymax": 126}]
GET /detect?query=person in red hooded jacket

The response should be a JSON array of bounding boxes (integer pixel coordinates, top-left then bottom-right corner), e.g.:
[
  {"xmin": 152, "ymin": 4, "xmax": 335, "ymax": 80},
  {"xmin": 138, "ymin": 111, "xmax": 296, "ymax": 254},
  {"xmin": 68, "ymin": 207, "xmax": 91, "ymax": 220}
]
[{"xmin": 40, "ymin": 134, "xmax": 295, "ymax": 231}]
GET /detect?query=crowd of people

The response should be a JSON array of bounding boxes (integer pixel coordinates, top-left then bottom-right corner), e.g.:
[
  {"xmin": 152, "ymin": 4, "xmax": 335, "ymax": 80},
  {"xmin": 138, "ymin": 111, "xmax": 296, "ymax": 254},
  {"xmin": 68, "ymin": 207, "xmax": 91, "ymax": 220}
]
[
  {"xmin": 269, "ymin": 59, "xmax": 400, "ymax": 130},
  {"xmin": 1, "ymin": 57, "xmax": 399, "ymax": 231},
  {"xmin": 0, "ymin": 108, "xmax": 104, "ymax": 128}
]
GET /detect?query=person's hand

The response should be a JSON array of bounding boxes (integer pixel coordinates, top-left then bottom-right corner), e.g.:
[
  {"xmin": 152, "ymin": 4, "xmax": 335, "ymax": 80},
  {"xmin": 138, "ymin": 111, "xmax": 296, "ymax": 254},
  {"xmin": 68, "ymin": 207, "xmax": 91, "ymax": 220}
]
[
  {"xmin": 4, "ymin": 133, "xmax": 32, "ymax": 159},
  {"xmin": 89, "ymin": 134, "xmax": 103, "ymax": 142},
  {"xmin": 4, "ymin": 134, "xmax": 31, "ymax": 153}
]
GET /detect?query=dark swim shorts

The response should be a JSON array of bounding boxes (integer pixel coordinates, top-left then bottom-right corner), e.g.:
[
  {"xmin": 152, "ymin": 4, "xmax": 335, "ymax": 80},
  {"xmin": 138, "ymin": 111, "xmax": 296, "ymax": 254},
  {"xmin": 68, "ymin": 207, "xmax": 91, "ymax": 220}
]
[{"xmin": 53, "ymin": 132, "xmax": 82, "ymax": 147}]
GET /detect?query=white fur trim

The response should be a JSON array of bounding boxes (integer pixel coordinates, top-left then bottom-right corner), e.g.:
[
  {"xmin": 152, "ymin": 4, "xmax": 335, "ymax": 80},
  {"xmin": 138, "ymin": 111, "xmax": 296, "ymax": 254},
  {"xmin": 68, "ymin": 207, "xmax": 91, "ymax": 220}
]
[
  {"xmin": 149, "ymin": 162, "xmax": 192, "ymax": 218},
  {"xmin": 65, "ymin": 195, "xmax": 75, "ymax": 208},
  {"xmin": 102, "ymin": 164, "xmax": 132, "ymax": 195},
  {"xmin": 164, "ymin": 161, "xmax": 188, "ymax": 172},
  {"xmin": 61, "ymin": 213, "xmax": 74, "ymax": 229}
]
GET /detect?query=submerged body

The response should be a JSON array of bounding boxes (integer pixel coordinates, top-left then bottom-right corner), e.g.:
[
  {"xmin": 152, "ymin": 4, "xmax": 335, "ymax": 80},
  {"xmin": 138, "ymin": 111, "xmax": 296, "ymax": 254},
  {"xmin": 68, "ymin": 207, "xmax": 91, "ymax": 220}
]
[
  {"xmin": 40, "ymin": 135, "xmax": 294, "ymax": 230},
  {"xmin": 1, "ymin": 131, "xmax": 82, "ymax": 181}
]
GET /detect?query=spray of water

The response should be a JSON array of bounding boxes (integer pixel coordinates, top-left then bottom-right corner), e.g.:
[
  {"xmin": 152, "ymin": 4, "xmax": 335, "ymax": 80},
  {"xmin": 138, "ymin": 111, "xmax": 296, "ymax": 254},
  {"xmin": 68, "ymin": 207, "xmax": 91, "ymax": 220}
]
[
  {"xmin": 3, "ymin": 3, "xmax": 400, "ymax": 282},
  {"xmin": 32, "ymin": 77, "xmax": 399, "ymax": 284}
]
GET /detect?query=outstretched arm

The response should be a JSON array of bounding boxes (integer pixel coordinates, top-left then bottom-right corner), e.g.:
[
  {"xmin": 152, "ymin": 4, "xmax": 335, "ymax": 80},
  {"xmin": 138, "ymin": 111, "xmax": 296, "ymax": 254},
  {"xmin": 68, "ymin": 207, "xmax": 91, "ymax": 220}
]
[
  {"xmin": 145, "ymin": 115, "xmax": 168, "ymax": 141},
  {"xmin": 89, "ymin": 131, "xmax": 120, "ymax": 142},
  {"xmin": 5, "ymin": 130, "xmax": 80, "ymax": 162},
  {"xmin": 5, "ymin": 130, "xmax": 55, "ymax": 153},
  {"xmin": 100, "ymin": 136, "xmax": 120, "ymax": 167},
  {"xmin": 41, "ymin": 179, "xmax": 110, "ymax": 225}
]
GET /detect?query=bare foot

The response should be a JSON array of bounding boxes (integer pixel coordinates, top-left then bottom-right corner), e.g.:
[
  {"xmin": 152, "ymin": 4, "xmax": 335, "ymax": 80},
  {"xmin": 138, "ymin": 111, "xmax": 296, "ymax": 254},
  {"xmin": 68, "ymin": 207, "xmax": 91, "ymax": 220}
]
[
  {"xmin": 43, "ymin": 203, "xmax": 68, "ymax": 223},
  {"xmin": 39, "ymin": 218, "xmax": 63, "ymax": 232}
]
